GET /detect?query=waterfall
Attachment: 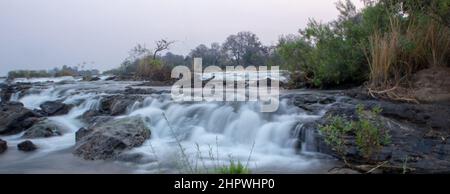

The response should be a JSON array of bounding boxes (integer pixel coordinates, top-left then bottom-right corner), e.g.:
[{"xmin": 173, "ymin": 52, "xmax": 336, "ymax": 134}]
[{"xmin": 0, "ymin": 80, "xmax": 334, "ymax": 173}]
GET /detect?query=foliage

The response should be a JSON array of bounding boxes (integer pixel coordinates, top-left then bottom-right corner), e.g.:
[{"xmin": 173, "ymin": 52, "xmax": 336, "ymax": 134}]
[
  {"xmin": 278, "ymin": 0, "xmax": 378, "ymax": 87},
  {"xmin": 365, "ymin": 1, "xmax": 450, "ymax": 100},
  {"xmin": 277, "ymin": 0, "xmax": 449, "ymax": 89},
  {"xmin": 8, "ymin": 70, "xmax": 51, "ymax": 79},
  {"xmin": 216, "ymin": 160, "xmax": 250, "ymax": 174},
  {"xmin": 8, "ymin": 65, "xmax": 99, "ymax": 79},
  {"xmin": 319, "ymin": 115, "xmax": 353, "ymax": 158},
  {"xmin": 222, "ymin": 31, "xmax": 269, "ymax": 67},
  {"xmin": 320, "ymin": 104, "xmax": 391, "ymax": 161},
  {"xmin": 354, "ymin": 105, "xmax": 391, "ymax": 159}
]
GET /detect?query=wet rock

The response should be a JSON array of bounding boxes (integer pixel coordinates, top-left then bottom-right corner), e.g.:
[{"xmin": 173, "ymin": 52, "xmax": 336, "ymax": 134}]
[
  {"xmin": 0, "ymin": 102, "xmax": 38, "ymax": 135},
  {"xmin": 73, "ymin": 116, "xmax": 151, "ymax": 160},
  {"xmin": 0, "ymin": 83, "xmax": 32, "ymax": 102},
  {"xmin": 98, "ymin": 95, "xmax": 143, "ymax": 116},
  {"xmin": 298, "ymin": 94, "xmax": 450, "ymax": 173},
  {"xmin": 132, "ymin": 79, "xmax": 176, "ymax": 87},
  {"xmin": 105, "ymin": 76, "xmax": 116, "ymax": 81},
  {"xmin": 0, "ymin": 139, "xmax": 7, "ymax": 154},
  {"xmin": 75, "ymin": 127, "xmax": 92, "ymax": 142},
  {"xmin": 22, "ymin": 119, "xmax": 64, "ymax": 138},
  {"xmin": 17, "ymin": 140, "xmax": 37, "ymax": 152},
  {"xmin": 124, "ymin": 87, "xmax": 157, "ymax": 95},
  {"xmin": 82, "ymin": 76, "xmax": 101, "ymax": 82},
  {"xmin": 116, "ymin": 153, "xmax": 151, "ymax": 164},
  {"xmin": 39, "ymin": 101, "xmax": 73, "ymax": 116},
  {"xmin": 288, "ymin": 93, "xmax": 336, "ymax": 114},
  {"xmin": 362, "ymin": 100, "xmax": 450, "ymax": 132}
]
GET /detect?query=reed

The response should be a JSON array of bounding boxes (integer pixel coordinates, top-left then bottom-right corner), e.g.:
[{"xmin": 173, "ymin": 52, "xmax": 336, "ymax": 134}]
[{"xmin": 365, "ymin": 15, "xmax": 450, "ymax": 102}]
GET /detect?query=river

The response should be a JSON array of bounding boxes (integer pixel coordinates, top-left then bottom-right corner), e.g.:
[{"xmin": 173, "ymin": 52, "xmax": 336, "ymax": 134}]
[{"xmin": 0, "ymin": 78, "xmax": 338, "ymax": 173}]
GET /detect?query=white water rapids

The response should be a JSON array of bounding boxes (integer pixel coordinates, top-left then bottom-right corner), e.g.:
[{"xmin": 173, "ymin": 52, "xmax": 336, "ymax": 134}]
[{"xmin": 0, "ymin": 79, "xmax": 337, "ymax": 173}]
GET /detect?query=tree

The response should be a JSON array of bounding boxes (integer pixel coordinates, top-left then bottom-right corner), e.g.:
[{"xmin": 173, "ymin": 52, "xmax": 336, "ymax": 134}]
[
  {"xmin": 222, "ymin": 31, "xmax": 268, "ymax": 66},
  {"xmin": 153, "ymin": 39, "xmax": 175, "ymax": 60},
  {"xmin": 190, "ymin": 43, "xmax": 227, "ymax": 67}
]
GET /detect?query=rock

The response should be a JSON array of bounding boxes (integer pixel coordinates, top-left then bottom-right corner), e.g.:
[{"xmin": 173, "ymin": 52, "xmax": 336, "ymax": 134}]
[
  {"xmin": 328, "ymin": 168, "xmax": 361, "ymax": 174},
  {"xmin": 298, "ymin": 94, "xmax": 450, "ymax": 173},
  {"xmin": 0, "ymin": 83, "xmax": 32, "ymax": 102},
  {"xmin": 288, "ymin": 93, "xmax": 336, "ymax": 114},
  {"xmin": 132, "ymin": 79, "xmax": 176, "ymax": 87},
  {"xmin": 124, "ymin": 87, "xmax": 157, "ymax": 95},
  {"xmin": 0, "ymin": 139, "xmax": 7, "ymax": 154},
  {"xmin": 98, "ymin": 95, "xmax": 143, "ymax": 116},
  {"xmin": 412, "ymin": 67, "xmax": 450, "ymax": 104},
  {"xmin": 39, "ymin": 101, "xmax": 72, "ymax": 116},
  {"xmin": 21, "ymin": 117, "xmax": 44, "ymax": 129},
  {"xmin": 0, "ymin": 102, "xmax": 38, "ymax": 135},
  {"xmin": 116, "ymin": 153, "xmax": 150, "ymax": 164},
  {"xmin": 105, "ymin": 76, "xmax": 116, "ymax": 81},
  {"xmin": 73, "ymin": 116, "xmax": 151, "ymax": 160},
  {"xmin": 75, "ymin": 127, "xmax": 92, "ymax": 142},
  {"xmin": 17, "ymin": 140, "xmax": 37, "ymax": 152},
  {"xmin": 82, "ymin": 76, "xmax": 101, "ymax": 82},
  {"xmin": 22, "ymin": 119, "xmax": 64, "ymax": 138}
]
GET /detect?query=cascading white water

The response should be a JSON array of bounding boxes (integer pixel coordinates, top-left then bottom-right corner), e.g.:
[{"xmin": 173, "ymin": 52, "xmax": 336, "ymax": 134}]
[
  {"xmin": 0, "ymin": 80, "xmax": 335, "ymax": 173},
  {"xmin": 123, "ymin": 92, "xmax": 328, "ymax": 173}
]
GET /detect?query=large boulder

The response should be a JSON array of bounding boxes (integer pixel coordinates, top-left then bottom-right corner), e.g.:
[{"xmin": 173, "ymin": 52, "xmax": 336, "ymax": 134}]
[
  {"xmin": 0, "ymin": 139, "xmax": 7, "ymax": 154},
  {"xmin": 80, "ymin": 95, "xmax": 143, "ymax": 121},
  {"xmin": 17, "ymin": 140, "xmax": 37, "ymax": 152},
  {"xmin": 0, "ymin": 83, "xmax": 32, "ymax": 102},
  {"xmin": 73, "ymin": 116, "xmax": 151, "ymax": 160},
  {"xmin": 0, "ymin": 102, "xmax": 39, "ymax": 135},
  {"xmin": 39, "ymin": 101, "xmax": 73, "ymax": 116},
  {"xmin": 22, "ymin": 119, "xmax": 65, "ymax": 138}
]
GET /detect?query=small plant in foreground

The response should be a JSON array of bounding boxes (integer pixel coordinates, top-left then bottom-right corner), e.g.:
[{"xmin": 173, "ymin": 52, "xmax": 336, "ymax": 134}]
[
  {"xmin": 320, "ymin": 104, "xmax": 391, "ymax": 161},
  {"xmin": 319, "ymin": 116, "xmax": 353, "ymax": 160},
  {"xmin": 354, "ymin": 105, "xmax": 391, "ymax": 160},
  {"xmin": 216, "ymin": 160, "xmax": 250, "ymax": 174}
]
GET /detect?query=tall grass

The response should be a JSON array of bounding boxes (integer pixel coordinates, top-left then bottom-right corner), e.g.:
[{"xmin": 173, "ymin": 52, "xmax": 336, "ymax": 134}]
[
  {"xmin": 424, "ymin": 20, "xmax": 450, "ymax": 68},
  {"xmin": 365, "ymin": 15, "xmax": 450, "ymax": 102}
]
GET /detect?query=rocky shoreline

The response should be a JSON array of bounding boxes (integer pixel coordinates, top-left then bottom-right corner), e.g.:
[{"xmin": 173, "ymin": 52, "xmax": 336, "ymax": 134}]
[
  {"xmin": 1, "ymin": 80, "xmax": 449, "ymax": 173},
  {"xmin": 289, "ymin": 90, "xmax": 450, "ymax": 173}
]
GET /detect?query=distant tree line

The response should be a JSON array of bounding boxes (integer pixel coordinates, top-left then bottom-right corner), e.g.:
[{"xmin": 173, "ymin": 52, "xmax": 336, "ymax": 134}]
[
  {"xmin": 8, "ymin": 65, "xmax": 100, "ymax": 79},
  {"xmin": 105, "ymin": 31, "xmax": 283, "ymax": 81}
]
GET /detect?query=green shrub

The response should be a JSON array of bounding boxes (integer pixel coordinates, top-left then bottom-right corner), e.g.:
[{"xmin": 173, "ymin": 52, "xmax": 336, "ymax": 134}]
[
  {"xmin": 216, "ymin": 161, "xmax": 250, "ymax": 174},
  {"xmin": 319, "ymin": 116, "xmax": 353, "ymax": 157},
  {"xmin": 8, "ymin": 70, "xmax": 51, "ymax": 79},
  {"xmin": 320, "ymin": 104, "xmax": 391, "ymax": 161},
  {"xmin": 354, "ymin": 105, "xmax": 391, "ymax": 160}
]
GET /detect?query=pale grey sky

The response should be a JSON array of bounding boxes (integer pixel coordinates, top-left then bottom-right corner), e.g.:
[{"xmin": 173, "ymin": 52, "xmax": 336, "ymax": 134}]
[{"xmin": 0, "ymin": 0, "xmax": 364, "ymax": 76}]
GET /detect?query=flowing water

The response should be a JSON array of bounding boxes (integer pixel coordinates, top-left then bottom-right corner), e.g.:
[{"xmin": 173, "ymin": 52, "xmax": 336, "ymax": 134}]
[{"xmin": 0, "ymin": 78, "xmax": 337, "ymax": 173}]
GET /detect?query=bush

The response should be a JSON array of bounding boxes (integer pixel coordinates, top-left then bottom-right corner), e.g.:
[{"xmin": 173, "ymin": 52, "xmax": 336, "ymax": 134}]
[
  {"xmin": 277, "ymin": 0, "xmax": 381, "ymax": 88},
  {"xmin": 319, "ymin": 116, "xmax": 353, "ymax": 158},
  {"xmin": 353, "ymin": 105, "xmax": 391, "ymax": 159},
  {"xmin": 8, "ymin": 70, "xmax": 51, "ymax": 79},
  {"xmin": 216, "ymin": 161, "xmax": 250, "ymax": 174},
  {"xmin": 320, "ymin": 105, "xmax": 391, "ymax": 161}
]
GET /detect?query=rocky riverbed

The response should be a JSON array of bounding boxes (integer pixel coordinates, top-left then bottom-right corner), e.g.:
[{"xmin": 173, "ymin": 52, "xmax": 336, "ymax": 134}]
[{"xmin": 0, "ymin": 77, "xmax": 449, "ymax": 174}]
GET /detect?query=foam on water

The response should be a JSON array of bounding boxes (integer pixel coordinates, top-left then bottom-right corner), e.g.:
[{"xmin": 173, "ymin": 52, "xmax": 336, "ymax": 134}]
[
  {"xmin": 124, "ymin": 93, "xmax": 327, "ymax": 173},
  {"xmin": 1, "ymin": 81, "xmax": 334, "ymax": 173}
]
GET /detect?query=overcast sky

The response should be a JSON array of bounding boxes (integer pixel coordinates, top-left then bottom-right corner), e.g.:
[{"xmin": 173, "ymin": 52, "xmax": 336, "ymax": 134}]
[{"xmin": 0, "ymin": 0, "xmax": 364, "ymax": 76}]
